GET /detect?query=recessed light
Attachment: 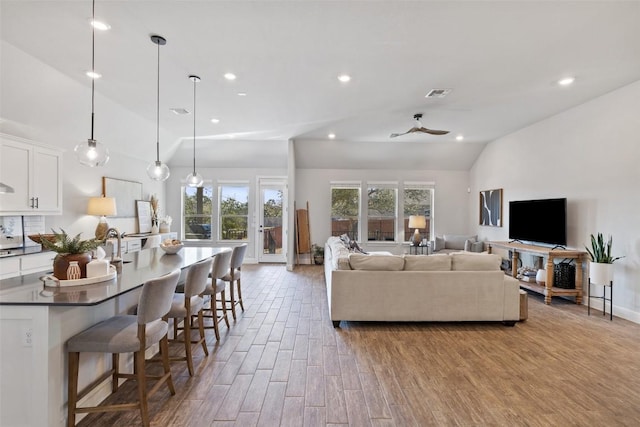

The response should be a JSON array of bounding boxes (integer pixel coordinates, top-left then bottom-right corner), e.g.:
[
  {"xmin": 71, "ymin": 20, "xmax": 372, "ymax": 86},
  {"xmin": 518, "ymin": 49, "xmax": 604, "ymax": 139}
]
[
  {"xmin": 90, "ymin": 19, "xmax": 111, "ymax": 31},
  {"xmin": 337, "ymin": 74, "xmax": 351, "ymax": 83},
  {"xmin": 558, "ymin": 77, "xmax": 575, "ymax": 86},
  {"xmin": 237, "ymin": 92, "xmax": 247, "ymax": 96},
  {"xmin": 328, "ymin": 133, "xmax": 336, "ymax": 139},
  {"xmin": 455, "ymin": 135, "xmax": 464, "ymax": 141},
  {"xmin": 86, "ymin": 71, "xmax": 101, "ymax": 79},
  {"xmin": 211, "ymin": 118, "xmax": 220, "ymax": 124},
  {"xmin": 224, "ymin": 73, "xmax": 236, "ymax": 81}
]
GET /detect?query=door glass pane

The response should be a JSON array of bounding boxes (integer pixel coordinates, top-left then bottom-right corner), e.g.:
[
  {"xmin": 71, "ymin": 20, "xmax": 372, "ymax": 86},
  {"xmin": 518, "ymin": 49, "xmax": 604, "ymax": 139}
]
[{"xmin": 262, "ymin": 188, "xmax": 283, "ymax": 254}]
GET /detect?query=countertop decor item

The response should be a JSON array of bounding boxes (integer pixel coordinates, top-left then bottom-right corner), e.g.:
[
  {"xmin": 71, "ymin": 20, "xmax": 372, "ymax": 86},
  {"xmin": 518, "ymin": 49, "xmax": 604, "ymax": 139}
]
[
  {"xmin": 87, "ymin": 196, "xmax": 117, "ymax": 239},
  {"xmin": 40, "ymin": 229, "xmax": 104, "ymax": 280},
  {"xmin": 408, "ymin": 215, "xmax": 426, "ymax": 246},
  {"xmin": 586, "ymin": 233, "xmax": 623, "ymax": 287},
  {"xmin": 185, "ymin": 75, "xmax": 204, "ymax": 187},
  {"xmin": 74, "ymin": 0, "xmax": 109, "ymax": 167},
  {"xmin": 146, "ymin": 34, "xmax": 170, "ymax": 181},
  {"xmin": 160, "ymin": 239, "xmax": 183, "ymax": 254},
  {"xmin": 28, "ymin": 234, "xmax": 57, "ymax": 245}
]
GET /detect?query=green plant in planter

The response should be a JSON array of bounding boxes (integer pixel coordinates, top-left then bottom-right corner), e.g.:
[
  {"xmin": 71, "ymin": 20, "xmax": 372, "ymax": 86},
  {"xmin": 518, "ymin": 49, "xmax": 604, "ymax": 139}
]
[
  {"xmin": 312, "ymin": 244, "xmax": 324, "ymax": 265},
  {"xmin": 585, "ymin": 233, "xmax": 623, "ymax": 264},
  {"xmin": 40, "ymin": 229, "xmax": 104, "ymax": 280}
]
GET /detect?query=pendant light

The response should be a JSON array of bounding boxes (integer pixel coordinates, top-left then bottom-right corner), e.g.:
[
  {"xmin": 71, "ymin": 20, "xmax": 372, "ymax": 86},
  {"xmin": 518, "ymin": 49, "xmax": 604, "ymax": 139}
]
[
  {"xmin": 74, "ymin": 0, "xmax": 109, "ymax": 167},
  {"xmin": 146, "ymin": 35, "xmax": 170, "ymax": 181},
  {"xmin": 185, "ymin": 75, "xmax": 203, "ymax": 187}
]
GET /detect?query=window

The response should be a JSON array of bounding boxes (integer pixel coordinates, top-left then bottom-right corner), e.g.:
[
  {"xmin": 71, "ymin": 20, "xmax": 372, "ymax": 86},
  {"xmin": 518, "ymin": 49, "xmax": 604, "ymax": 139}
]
[
  {"xmin": 403, "ymin": 184, "xmax": 434, "ymax": 242},
  {"xmin": 219, "ymin": 184, "xmax": 249, "ymax": 241},
  {"xmin": 183, "ymin": 185, "xmax": 213, "ymax": 240},
  {"xmin": 367, "ymin": 185, "xmax": 397, "ymax": 242},
  {"xmin": 330, "ymin": 184, "xmax": 360, "ymax": 241}
]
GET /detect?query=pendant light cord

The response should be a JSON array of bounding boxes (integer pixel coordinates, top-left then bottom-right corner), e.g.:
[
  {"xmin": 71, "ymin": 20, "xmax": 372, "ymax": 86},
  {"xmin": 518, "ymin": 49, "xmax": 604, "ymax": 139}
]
[
  {"xmin": 156, "ymin": 39, "xmax": 160, "ymax": 163},
  {"xmin": 192, "ymin": 77, "xmax": 197, "ymax": 174},
  {"xmin": 90, "ymin": 0, "xmax": 96, "ymax": 141}
]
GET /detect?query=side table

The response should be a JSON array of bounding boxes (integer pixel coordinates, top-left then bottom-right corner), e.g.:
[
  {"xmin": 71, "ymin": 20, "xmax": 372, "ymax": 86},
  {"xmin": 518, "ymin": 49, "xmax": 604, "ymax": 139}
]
[{"xmin": 408, "ymin": 244, "xmax": 430, "ymax": 255}]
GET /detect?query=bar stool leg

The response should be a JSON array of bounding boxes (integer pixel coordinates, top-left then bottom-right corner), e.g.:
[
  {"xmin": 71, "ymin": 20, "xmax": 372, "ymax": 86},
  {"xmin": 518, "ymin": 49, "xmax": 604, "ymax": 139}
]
[
  {"xmin": 67, "ymin": 352, "xmax": 79, "ymax": 427},
  {"xmin": 237, "ymin": 277, "xmax": 244, "ymax": 311},
  {"xmin": 221, "ymin": 289, "xmax": 230, "ymax": 328},
  {"xmin": 229, "ymin": 281, "xmax": 237, "ymax": 320},
  {"xmin": 134, "ymin": 350, "xmax": 150, "ymax": 427},
  {"xmin": 112, "ymin": 353, "xmax": 119, "ymax": 392}
]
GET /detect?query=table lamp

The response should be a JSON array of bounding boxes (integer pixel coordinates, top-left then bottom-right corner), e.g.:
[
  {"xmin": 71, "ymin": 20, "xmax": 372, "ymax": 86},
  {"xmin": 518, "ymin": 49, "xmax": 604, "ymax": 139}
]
[
  {"xmin": 88, "ymin": 196, "xmax": 117, "ymax": 239},
  {"xmin": 408, "ymin": 215, "xmax": 426, "ymax": 246}
]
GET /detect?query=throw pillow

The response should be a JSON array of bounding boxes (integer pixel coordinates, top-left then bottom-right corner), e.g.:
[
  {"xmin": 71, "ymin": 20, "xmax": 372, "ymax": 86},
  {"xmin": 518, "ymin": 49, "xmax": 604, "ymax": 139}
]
[
  {"xmin": 470, "ymin": 241, "xmax": 485, "ymax": 253},
  {"xmin": 339, "ymin": 233, "xmax": 351, "ymax": 248},
  {"xmin": 434, "ymin": 236, "xmax": 445, "ymax": 251},
  {"xmin": 349, "ymin": 240, "xmax": 367, "ymax": 254},
  {"xmin": 464, "ymin": 238, "xmax": 479, "ymax": 252}
]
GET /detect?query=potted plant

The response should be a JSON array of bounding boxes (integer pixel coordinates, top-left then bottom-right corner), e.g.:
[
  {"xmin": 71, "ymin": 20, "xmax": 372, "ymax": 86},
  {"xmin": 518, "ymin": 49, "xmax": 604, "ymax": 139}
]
[
  {"xmin": 585, "ymin": 233, "xmax": 623, "ymax": 286},
  {"xmin": 312, "ymin": 244, "xmax": 324, "ymax": 265},
  {"xmin": 40, "ymin": 229, "xmax": 103, "ymax": 280}
]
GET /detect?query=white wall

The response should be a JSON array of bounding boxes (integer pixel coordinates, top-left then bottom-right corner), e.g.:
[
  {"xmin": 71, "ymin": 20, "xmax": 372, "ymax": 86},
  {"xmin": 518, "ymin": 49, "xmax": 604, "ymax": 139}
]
[
  {"xmin": 296, "ymin": 168, "xmax": 471, "ymax": 255},
  {"xmin": 470, "ymin": 80, "xmax": 640, "ymax": 322},
  {"xmin": 0, "ymin": 41, "xmax": 166, "ymax": 238}
]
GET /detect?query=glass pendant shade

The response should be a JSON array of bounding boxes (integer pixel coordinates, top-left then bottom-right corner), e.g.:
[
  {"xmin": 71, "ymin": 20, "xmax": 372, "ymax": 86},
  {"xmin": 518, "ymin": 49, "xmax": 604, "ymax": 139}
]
[
  {"xmin": 147, "ymin": 160, "xmax": 170, "ymax": 181},
  {"xmin": 75, "ymin": 138, "xmax": 109, "ymax": 167},
  {"xmin": 185, "ymin": 172, "xmax": 203, "ymax": 187}
]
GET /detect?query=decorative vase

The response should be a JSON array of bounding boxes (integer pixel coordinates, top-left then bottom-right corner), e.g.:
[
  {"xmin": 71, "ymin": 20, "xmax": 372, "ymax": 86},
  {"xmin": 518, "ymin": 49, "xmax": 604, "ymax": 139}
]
[
  {"xmin": 53, "ymin": 253, "xmax": 92, "ymax": 280},
  {"xmin": 535, "ymin": 269, "xmax": 546, "ymax": 284},
  {"xmin": 151, "ymin": 224, "xmax": 159, "ymax": 234},
  {"xmin": 66, "ymin": 261, "xmax": 81, "ymax": 280},
  {"xmin": 589, "ymin": 261, "xmax": 613, "ymax": 287},
  {"xmin": 159, "ymin": 224, "xmax": 170, "ymax": 233}
]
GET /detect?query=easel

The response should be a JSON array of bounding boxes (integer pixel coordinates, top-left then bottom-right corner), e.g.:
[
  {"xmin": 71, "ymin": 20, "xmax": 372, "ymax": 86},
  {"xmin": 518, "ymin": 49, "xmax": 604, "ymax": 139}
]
[{"xmin": 295, "ymin": 201, "xmax": 311, "ymax": 265}]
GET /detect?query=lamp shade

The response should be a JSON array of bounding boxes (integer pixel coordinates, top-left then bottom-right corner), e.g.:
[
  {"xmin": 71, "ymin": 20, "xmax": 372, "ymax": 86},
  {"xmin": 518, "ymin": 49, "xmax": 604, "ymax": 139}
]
[
  {"xmin": 87, "ymin": 196, "xmax": 117, "ymax": 216},
  {"xmin": 408, "ymin": 215, "xmax": 426, "ymax": 229}
]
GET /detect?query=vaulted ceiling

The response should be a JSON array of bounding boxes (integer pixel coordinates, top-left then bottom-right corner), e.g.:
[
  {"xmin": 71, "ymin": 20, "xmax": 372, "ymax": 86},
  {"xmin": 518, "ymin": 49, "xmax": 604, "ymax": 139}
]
[{"xmin": 2, "ymin": 1, "xmax": 640, "ymax": 170}]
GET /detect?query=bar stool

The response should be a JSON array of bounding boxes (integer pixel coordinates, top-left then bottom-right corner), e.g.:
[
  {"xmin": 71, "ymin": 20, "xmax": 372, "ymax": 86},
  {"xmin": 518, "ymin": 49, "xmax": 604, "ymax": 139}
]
[
  {"xmin": 200, "ymin": 250, "xmax": 231, "ymax": 340},
  {"xmin": 66, "ymin": 269, "xmax": 180, "ymax": 427},
  {"xmin": 164, "ymin": 257, "xmax": 212, "ymax": 375},
  {"xmin": 221, "ymin": 244, "xmax": 248, "ymax": 320}
]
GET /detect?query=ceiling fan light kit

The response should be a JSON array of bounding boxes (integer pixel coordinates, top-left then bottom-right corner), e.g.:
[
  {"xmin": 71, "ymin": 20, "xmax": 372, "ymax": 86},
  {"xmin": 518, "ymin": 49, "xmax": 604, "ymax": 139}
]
[
  {"xmin": 390, "ymin": 113, "xmax": 450, "ymax": 138},
  {"xmin": 74, "ymin": 0, "xmax": 110, "ymax": 167},
  {"xmin": 147, "ymin": 34, "xmax": 171, "ymax": 182},
  {"xmin": 185, "ymin": 75, "xmax": 204, "ymax": 188}
]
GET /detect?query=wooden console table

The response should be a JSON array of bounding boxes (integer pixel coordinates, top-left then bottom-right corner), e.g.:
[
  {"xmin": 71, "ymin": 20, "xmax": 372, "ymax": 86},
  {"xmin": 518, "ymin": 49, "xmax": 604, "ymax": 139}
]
[{"xmin": 487, "ymin": 241, "xmax": 587, "ymax": 305}]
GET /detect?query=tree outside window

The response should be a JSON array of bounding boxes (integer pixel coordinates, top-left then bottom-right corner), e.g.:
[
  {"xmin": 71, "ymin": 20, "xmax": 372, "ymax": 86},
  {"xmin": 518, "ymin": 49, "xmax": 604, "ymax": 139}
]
[
  {"xmin": 367, "ymin": 187, "xmax": 397, "ymax": 242},
  {"xmin": 183, "ymin": 186, "xmax": 213, "ymax": 240},
  {"xmin": 220, "ymin": 185, "xmax": 249, "ymax": 241},
  {"xmin": 403, "ymin": 187, "xmax": 432, "ymax": 241},
  {"xmin": 331, "ymin": 186, "xmax": 360, "ymax": 241}
]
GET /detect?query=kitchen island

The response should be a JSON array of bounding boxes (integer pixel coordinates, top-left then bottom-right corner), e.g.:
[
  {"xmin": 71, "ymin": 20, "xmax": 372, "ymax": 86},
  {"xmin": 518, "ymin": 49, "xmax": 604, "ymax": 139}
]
[{"xmin": 0, "ymin": 246, "xmax": 230, "ymax": 427}]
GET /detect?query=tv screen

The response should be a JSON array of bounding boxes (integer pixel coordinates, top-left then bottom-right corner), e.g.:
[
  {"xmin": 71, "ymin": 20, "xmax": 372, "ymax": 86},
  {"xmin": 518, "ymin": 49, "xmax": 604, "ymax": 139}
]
[{"xmin": 508, "ymin": 198, "xmax": 567, "ymax": 246}]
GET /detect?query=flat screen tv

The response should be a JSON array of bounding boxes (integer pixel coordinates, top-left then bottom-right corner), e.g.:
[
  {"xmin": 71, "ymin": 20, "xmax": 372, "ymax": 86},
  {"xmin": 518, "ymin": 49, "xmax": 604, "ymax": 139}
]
[{"xmin": 508, "ymin": 198, "xmax": 567, "ymax": 246}]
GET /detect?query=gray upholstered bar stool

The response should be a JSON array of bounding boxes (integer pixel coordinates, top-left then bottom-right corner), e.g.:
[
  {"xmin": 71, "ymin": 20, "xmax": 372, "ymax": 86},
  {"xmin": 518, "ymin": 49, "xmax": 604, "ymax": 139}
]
[
  {"xmin": 66, "ymin": 269, "xmax": 180, "ymax": 427},
  {"xmin": 221, "ymin": 243, "xmax": 248, "ymax": 320},
  {"xmin": 200, "ymin": 250, "xmax": 231, "ymax": 340},
  {"xmin": 164, "ymin": 257, "xmax": 212, "ymax": 376}
]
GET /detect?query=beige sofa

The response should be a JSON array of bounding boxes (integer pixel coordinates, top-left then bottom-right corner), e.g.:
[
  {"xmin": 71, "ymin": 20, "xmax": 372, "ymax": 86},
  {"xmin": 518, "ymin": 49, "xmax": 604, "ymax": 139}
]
[{"xmin": 324, "ymin": 236, "xmax": 520, "ymax": 327}]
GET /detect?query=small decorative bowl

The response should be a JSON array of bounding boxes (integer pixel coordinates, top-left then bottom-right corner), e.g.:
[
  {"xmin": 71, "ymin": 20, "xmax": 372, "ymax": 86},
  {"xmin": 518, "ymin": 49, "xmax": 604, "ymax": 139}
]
[
  {"xmin": 28, "ymin": 234, "xmax": 58, "ymax": 245},
  {"xmin": 159, "ymin": 242, "xmax": 184, "ymax": 255}
]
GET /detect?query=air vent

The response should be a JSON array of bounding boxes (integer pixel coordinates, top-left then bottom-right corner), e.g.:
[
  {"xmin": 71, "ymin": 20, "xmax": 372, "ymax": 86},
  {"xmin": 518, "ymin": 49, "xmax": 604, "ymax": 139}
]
[
  {"xmin": 425, "ymin": 88, "xmax": 452, "ymax": 98},
  {"xmin": 170, "ymin": 108, "xmax": 190, "ymax": 115}
]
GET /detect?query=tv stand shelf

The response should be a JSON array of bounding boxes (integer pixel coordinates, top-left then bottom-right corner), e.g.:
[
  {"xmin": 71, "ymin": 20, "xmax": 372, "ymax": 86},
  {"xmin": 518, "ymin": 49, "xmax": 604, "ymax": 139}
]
[{"xmin": 488, "ymin": 241, "xmax": 587, "ymax": 305}]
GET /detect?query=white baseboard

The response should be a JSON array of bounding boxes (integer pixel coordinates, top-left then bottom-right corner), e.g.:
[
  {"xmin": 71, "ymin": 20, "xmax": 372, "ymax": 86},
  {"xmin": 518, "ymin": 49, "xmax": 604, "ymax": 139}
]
[{"xmin": 585, "ymin": 297, "xmax": 640, "ymax": 324}]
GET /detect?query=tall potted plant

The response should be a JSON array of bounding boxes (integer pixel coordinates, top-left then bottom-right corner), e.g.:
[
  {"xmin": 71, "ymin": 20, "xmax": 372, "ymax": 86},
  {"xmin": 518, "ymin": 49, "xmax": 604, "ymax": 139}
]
[
  {"xmin": 40, "ymin": 229, "xmax": 103, "ymax": 280},
  {"xmin": 585, "ymin": 233, "xmax": 623, "ymax": 286}
]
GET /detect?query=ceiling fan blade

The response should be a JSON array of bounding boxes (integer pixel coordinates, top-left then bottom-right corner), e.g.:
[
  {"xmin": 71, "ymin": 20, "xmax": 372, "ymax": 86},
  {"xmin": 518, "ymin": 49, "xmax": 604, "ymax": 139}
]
[
  {"xmin": 389, "ymin": 132, "xmax": 404, "ymax": 138},
  {"xmin": 417, "ymin": 127, "xmax": 450, "ymax": 135}
]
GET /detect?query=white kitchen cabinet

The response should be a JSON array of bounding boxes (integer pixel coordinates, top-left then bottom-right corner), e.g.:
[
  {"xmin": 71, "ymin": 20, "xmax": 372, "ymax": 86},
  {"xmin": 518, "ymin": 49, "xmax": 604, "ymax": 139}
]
[{"xmin": 0, "ymin": 134, "xmax": 62, "ymax": 215}]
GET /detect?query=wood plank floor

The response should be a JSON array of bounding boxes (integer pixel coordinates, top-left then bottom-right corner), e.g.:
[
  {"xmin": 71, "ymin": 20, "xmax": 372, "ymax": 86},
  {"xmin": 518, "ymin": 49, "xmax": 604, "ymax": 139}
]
[{"xmin": 77, "ymin": 265, "xmax": 640, "ymax": 426}]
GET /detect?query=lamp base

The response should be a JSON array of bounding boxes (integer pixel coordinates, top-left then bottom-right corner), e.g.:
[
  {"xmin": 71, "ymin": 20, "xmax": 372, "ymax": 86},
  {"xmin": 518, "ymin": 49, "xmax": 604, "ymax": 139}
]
[
  {"xmin": 95, "ymin": 218, "xmax": 109, "ymax": 240},
  {"xmin": 411, "ymin": 229, "xmax": 422, "ymax": 247}
]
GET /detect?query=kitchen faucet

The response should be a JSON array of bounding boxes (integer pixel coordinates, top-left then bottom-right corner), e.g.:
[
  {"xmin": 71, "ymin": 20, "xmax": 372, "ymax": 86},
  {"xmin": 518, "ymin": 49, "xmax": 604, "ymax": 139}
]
[{"xmin": 105, "ymin": 227, "xmax": 122, "ymax": 273}]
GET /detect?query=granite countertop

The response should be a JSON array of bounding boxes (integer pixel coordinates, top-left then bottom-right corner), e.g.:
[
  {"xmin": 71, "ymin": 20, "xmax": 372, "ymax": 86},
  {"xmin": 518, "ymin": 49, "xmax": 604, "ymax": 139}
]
[{"xmin": 0, "ymin": 246, "xmax": 230, "ymax": 306}]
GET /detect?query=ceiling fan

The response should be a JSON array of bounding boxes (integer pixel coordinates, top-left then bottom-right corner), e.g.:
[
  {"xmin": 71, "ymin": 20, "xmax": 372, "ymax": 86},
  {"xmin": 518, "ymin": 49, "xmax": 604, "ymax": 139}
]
[{"xmin": 390, "ymin": 113, "xmax": 450, "ymax": 138}]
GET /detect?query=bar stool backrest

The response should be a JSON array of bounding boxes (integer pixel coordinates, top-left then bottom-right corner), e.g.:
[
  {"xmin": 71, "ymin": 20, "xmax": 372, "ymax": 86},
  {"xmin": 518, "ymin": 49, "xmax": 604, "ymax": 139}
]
[
  {"xmin": 184, "ymin": 258, "xmax": 213, "ymax": 298},
  {"xmin": 137, "ymin": 269, "xmax": 180, "ymax": 324},
  {"xmin": 212, "ymin": 250, "xmax": 232, "ymax": 280},
  {"xmin": 230, "ymin": 244, "xmax": 248, "ymax": 271}
]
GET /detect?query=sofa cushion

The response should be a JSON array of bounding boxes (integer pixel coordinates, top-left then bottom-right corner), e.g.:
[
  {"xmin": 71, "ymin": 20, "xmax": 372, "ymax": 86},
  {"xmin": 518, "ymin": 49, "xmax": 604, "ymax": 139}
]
[
  {"xmin": 451, "ymin": 252, "xmax": 501, "ymax": 271},
  {"xmin": 444, "ymin": 234, "xmax": 477, "ymax": 250},
  {"xmin": 464, "ymin": 239, "xmax": 485, "ymax": 253},
  {"xmin": 403, "ymin": 254, "xmax": 452, "ymax": 271},
  {"xmin": 348, "ymin": 253, "xmax": 404, "ymax": 271}
]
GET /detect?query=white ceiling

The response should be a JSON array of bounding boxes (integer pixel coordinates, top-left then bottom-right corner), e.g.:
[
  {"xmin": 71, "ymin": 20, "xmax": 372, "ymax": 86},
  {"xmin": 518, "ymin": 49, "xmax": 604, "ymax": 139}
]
[{"xmin": 2, "ymin": 1, "xmax": 640, "ymax": 170}]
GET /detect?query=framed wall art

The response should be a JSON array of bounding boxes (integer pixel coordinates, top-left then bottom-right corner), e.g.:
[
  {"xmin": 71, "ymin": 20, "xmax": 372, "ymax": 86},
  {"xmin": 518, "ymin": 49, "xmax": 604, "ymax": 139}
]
[
  {"xmin": 102, "ymin": 177, "xmax": 143, "ymax": 217},
  {"xmin": 479, "ymin": 188, "xmax": 503, "ymax": 227}
]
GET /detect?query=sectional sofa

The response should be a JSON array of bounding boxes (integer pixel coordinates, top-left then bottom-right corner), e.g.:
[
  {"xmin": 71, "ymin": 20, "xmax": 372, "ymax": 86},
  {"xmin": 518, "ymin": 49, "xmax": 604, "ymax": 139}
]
[{"xmin": 324, "ymin": 236, "xmax": 521, "ymax": 327}]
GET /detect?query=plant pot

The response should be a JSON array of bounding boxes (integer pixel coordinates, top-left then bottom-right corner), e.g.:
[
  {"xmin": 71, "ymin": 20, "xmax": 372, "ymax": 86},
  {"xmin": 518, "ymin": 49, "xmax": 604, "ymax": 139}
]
[
  {"xmin": 53, "ymin": 253, "xmax": 92, "ymax": 280},
  {"xmin": 589, "ymin": 261, "xmax": 613, "ymax": 287},
  {"xmin": 314, "ymin": 256, "xmax": 324, "ymax": 265}
]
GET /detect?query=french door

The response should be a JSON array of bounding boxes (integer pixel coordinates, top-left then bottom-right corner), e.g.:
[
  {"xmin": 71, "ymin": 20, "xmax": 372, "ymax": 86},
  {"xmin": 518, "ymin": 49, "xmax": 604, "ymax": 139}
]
[{"xmin": 257, "ymin": 178, "xmax": 287, "ymax": 263}]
